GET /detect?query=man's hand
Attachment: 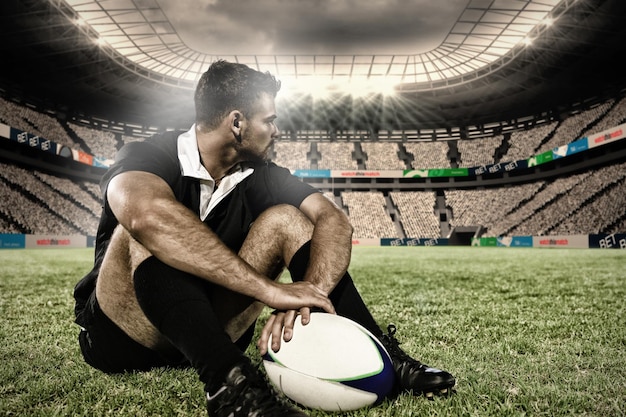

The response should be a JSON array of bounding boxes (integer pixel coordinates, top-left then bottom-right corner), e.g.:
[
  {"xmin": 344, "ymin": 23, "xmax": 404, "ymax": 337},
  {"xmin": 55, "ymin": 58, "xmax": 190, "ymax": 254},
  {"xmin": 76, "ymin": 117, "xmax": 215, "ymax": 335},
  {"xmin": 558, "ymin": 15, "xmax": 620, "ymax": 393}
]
[
  {"xmin": 258, "ymin": 310, "xmax": 304, "ymax": 355},
  {"xmin": 264, "ymin": 281, "xmax": 333, "ymax": 313},
  {"xmin": 258, "ymin": 281, "xmax": 336, "ymax": 355}
]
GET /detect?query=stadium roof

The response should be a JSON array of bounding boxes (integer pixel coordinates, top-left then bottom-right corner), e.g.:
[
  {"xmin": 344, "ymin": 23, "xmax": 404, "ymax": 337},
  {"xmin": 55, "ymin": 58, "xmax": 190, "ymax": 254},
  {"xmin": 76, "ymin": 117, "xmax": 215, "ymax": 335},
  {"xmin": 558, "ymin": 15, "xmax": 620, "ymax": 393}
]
[
  {"xmin": 1, "ymin": 0, "xmax": 625, "ymax": 133},
  {"xmin": 54, "ymin": 0, "xmax": 565, "ymax": 90}
]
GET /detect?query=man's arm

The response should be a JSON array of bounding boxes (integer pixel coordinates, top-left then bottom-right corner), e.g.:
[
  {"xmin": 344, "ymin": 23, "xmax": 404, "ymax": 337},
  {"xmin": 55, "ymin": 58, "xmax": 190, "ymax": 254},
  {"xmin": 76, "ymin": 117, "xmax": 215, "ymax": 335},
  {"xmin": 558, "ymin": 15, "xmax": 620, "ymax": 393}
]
[
  {"xmin": 106, "ymin": 170, "xmax": 334, "ymax": 313},
  {"xmin": 258, "ymin": 192, "xmax": 354, "ymax": 354},
  {"xmin": 297, "ymin": 192, "xmax": 354, "ymax": 294}
]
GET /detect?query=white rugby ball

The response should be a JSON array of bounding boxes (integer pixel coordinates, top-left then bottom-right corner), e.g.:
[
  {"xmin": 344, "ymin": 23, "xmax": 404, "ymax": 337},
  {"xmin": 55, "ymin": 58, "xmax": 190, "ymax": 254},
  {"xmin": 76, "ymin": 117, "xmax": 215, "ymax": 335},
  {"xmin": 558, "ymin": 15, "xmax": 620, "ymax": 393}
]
[{"xmin": 262, "ymin": 312, "xmax": 395, "ymax": 411}]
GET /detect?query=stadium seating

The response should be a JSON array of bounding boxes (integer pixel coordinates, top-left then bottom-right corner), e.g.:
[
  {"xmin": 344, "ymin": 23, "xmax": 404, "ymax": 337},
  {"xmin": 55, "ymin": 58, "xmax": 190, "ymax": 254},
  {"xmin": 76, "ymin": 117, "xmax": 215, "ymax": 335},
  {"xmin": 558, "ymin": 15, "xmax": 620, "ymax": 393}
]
[
  {"xmin": 272, "ymin": 142, "xmax": 311, "ymax": 170},
  {"xmin": 404, "ymin": 142, "xmax": 449, "ymax": 169},
  {"xmin": 361, "ymin": 142, "xmax": 405, "ymax": 170},
  {"xmin": 341, "ymin": 192, "xmax": 399, "ymax": 238},
  {"xmin": 1, "ymin": 93, "xmax": 625, "ymax": 239}
]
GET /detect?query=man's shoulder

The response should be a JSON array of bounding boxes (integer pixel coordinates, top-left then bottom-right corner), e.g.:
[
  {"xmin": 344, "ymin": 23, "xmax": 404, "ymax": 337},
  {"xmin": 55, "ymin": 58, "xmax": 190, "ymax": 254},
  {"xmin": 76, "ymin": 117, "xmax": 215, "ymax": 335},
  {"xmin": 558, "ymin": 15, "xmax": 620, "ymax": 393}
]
[
  {"xmin": 103, "ymin": 130, "xmax": 185, "ymax": 186},
  {"xmin": 143, "ymin": 130, "xmax": 184, "ymax": 150}
]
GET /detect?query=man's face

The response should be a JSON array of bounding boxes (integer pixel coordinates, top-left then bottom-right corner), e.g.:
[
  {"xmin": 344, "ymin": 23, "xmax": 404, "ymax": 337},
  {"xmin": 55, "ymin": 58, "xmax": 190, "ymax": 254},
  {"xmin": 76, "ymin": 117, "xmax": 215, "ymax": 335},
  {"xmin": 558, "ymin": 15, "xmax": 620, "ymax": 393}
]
[{"xmin": 238, "ymin": 93, "xmax": 279, "ymax": 162}]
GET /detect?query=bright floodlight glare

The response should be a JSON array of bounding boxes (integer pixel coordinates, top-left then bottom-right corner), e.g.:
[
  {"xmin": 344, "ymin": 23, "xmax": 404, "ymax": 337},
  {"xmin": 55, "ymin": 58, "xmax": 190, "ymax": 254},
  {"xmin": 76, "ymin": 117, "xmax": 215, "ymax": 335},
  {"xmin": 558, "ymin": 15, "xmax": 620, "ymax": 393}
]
[
  {"xmin": 330, "ymin": 76, "xmax": 399, "ymax": 97},
  {"xmin": 281, "ymin": 75, "xmax": 399, "ymax": 100}
]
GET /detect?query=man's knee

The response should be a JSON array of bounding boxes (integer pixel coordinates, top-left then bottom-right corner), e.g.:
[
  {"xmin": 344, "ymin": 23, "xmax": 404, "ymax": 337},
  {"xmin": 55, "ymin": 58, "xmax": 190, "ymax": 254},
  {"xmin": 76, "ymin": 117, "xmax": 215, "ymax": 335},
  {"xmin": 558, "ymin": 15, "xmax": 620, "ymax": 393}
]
[
  {"xmin": 239, "ymin": 205, "xmax": 312, "ymax": 278},
  {"xmin": 253, "ymin": 204, "xmax": 313, "ymax": 239}
]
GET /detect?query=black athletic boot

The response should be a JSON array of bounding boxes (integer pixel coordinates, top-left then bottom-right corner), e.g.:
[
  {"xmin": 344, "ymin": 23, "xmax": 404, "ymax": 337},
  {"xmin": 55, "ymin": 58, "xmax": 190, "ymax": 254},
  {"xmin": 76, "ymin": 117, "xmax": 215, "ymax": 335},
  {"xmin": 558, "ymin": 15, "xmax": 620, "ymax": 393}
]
[
  {"xmin": 379, "ymin": 324, "xmax": 456, "ymax": 399},
  {"xmin": 206, "ymin": 361, "xmax": 308, "ymax": 417}
]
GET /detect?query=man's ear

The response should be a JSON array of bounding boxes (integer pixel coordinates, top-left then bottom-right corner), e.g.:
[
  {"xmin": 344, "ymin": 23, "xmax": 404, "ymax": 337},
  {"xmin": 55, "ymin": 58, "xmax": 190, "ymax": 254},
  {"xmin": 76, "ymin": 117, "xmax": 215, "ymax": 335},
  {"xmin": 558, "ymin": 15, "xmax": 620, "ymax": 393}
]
[
  {"xmin": 230, "ymin": 111, "xmax": 243, "ymax": 128},
  {"xmin": 229, "ymin": 111, "xmax": 243, "ymax": 142}
]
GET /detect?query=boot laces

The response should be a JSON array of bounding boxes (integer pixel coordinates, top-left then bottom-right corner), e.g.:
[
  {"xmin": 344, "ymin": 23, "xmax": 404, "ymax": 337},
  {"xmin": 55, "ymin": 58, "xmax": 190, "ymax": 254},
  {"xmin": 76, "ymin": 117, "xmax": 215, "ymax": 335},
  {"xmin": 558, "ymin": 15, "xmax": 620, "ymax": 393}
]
[{"xmin": 382, "ymin": 324, "xmax": 424, "ymax": 368}]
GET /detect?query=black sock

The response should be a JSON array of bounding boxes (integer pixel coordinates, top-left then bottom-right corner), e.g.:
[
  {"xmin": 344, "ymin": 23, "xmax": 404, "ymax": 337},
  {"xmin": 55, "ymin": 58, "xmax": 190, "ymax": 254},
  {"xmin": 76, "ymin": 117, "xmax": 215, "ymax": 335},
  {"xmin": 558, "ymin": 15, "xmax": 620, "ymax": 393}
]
[
  {"xmin": 288, "ymin": 241, "xmax": 383, "ymax": 338},
  {"xmin": 133, "ymin": 256, "xmax": 247, "ymax": 392}
]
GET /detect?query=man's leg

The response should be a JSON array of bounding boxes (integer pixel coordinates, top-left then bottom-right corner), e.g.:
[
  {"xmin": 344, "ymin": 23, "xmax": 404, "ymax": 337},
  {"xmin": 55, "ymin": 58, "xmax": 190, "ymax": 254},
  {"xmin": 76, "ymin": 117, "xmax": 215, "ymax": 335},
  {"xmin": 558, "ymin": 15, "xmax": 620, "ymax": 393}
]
[
  {"xmin": 287, "ymin": 240, "xmax": 383, "ymax": 337},
  {"xmin": 228, "ymin": 203, "xmax": 456, "ymax": 398},
  {"xmin": 95, "ymin": 225, "xmax": 175, "ymax": 352},
  {"xmin": 95, "ymin": 205, "xmax": 307, "ymax": 344},
  {"xmin": 209, "ymin": 203, "xmax": 315, "ymax": 342},
  {"xmin": 285, "ymin": 225, "xmax": 456, "ymax": 398},
  {"xmin": 94, "ymin": 205, "xmax": 315, "ymax": 416}
]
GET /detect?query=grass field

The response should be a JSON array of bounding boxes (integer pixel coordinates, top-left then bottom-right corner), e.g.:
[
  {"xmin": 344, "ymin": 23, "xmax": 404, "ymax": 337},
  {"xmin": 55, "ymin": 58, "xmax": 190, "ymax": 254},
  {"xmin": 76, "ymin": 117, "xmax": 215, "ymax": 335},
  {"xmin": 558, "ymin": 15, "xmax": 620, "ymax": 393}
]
[{"xmin": 1, "ymin": 247, "xmax": 625, "ymax": 416}]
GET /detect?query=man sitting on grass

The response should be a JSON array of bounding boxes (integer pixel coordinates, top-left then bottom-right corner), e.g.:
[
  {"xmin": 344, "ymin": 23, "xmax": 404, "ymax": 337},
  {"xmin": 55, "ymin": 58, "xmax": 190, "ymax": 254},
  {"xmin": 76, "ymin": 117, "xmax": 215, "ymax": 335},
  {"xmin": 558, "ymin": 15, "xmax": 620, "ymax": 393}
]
[{"xmin": 73, "ymin": 59, "xmax": 455, "ymax": 416}]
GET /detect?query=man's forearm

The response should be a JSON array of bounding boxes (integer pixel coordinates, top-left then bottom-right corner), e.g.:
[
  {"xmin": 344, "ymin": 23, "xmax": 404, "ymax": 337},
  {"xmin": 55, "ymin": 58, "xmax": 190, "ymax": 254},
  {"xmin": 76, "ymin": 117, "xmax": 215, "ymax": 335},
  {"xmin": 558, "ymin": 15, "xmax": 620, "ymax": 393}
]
[
  {"xmin": 303, "ymin": 210, "xmax": 353, "ymax": 295},
  {"xmin": 128, "ymin": 197, "xmax": 274, "ymax": 301}
]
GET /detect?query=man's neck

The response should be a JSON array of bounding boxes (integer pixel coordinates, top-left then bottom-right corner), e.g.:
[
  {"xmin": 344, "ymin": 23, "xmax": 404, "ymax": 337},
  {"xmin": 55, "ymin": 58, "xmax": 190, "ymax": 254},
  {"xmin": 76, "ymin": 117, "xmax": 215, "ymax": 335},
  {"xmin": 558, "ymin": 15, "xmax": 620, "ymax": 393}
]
[{"xmin": 196, "ymin": 129, "xmax": 241, "ymax": 182}]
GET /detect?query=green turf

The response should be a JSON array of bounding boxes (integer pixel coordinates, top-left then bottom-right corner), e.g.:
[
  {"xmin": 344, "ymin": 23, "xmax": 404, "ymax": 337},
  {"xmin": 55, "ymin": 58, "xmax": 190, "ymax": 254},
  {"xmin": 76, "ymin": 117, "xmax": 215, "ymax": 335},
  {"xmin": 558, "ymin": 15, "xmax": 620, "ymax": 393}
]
[{"xmin": 1, "ymin": 247, "xmax": 625, "ymax": 416}]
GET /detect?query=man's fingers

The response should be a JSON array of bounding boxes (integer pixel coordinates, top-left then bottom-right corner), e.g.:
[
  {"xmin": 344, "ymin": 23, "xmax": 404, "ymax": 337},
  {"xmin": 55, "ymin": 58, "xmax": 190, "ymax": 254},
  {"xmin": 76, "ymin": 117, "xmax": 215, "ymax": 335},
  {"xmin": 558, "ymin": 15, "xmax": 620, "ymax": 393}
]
[
  {"xmin": 300, "ymin": 306, "xmax": 311, "ymax": 325},
  {"xmin": 257, "ymin": 313, "xmax": 276, "ymax": 355},
  {"xmin": 258, "ymin": 282, "xmax": 336, "ymax": 355},
  {"xmin": 270, "ymin": 312, "xmax": 285, "ymax": 352},
  {"xmin": 282, "ymin": 310, "xmax": 298, "ymax": 342}
]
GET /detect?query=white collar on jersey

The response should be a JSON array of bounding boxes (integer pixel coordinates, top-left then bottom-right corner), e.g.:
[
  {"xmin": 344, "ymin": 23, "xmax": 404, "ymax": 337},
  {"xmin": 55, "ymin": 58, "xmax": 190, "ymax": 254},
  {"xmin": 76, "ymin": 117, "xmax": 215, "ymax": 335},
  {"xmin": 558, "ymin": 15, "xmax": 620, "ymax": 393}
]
[{"xmin": 176, "ymin": 124, "xmax": 254, "ymax": 221}]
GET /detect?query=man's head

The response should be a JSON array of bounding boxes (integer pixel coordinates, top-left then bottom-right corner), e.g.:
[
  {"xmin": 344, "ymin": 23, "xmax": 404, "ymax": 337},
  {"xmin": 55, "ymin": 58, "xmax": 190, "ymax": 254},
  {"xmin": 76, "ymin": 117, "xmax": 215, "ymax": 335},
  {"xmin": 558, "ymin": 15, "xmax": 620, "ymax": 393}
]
[{"xmin": 194, "ymin": 60, "xmax": 281, "ymax": 131}]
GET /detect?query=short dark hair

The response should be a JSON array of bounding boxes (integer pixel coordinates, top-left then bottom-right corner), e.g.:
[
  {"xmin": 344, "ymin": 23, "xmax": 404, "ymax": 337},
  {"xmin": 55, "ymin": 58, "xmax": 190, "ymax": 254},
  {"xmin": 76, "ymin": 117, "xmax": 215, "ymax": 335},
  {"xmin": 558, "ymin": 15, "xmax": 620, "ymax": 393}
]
[{"xmin": 194, "ymin": 60, "xmax": 281, "ymax": 130}]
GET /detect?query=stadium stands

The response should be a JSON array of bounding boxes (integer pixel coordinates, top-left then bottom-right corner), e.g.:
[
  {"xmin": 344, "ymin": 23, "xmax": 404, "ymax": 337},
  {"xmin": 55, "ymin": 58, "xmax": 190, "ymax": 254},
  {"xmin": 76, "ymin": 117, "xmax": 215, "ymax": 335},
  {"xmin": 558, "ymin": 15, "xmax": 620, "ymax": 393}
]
[
  {"xmin": 66, "ymin": 122, "xmax": 119, "ymax": 160},
  {"xmin": 0, "ymin": 97, "xmax": 78, "ymax": 151},
  {"xmin": 361, "ymin": 142, "xmax": 405, "ymax": 170},
  {"xmin": 341, "ymin": 191, "xmax": 399, "ymax": 239},
  {"xmin": 1, "ymin": 93, "xmax": 625, "ymax": 240},
  {"xmin": 272, "ymin": 141, "xmax": 311, "ymax": 170},
  {"xmin": 317, "ymin": 142, "xmax": 359, "ymax": 170},
  {"xmin": 389, "ymin": 191, "xmax": 439, "ymax": 238},
  {"xmin": 404, "ymin": 142, "xmax": 450, "ymax": 169},
  {"xmin": 0, "ymin": 162, "xmax": 100, "ymax": 235},
  {"xmin": 457, "ymin": 135, "xmax": 504, "ymax": 168},
  {"xmin": 501, "ymin": 122, "xmax": 558, "ymax": 162}
]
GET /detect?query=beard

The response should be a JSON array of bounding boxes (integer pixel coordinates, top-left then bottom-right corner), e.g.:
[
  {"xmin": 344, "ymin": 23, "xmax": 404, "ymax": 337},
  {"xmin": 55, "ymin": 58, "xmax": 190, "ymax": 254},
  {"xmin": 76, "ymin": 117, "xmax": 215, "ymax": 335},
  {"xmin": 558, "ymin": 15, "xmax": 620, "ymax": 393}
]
[{"xmin": 236, "ymin": 130, "xmax": 272, "ymax": 163}]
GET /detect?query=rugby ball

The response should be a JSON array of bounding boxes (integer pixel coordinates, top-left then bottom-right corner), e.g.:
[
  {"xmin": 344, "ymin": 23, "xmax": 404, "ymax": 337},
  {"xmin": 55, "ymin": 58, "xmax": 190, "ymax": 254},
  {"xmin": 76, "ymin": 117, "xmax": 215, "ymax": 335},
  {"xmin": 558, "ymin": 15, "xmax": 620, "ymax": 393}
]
[{"xmin": 262, "ymin": 312, "xmax": 395, "ymax": 411}]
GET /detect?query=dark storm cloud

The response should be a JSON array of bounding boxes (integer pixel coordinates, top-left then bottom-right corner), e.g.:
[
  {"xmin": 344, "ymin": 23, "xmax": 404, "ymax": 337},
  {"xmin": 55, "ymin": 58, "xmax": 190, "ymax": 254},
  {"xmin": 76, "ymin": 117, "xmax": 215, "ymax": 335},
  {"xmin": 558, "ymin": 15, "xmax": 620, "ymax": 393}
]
[{"xmin": 159, "ymin": 0, "xmax": 467, "ymax": 55}]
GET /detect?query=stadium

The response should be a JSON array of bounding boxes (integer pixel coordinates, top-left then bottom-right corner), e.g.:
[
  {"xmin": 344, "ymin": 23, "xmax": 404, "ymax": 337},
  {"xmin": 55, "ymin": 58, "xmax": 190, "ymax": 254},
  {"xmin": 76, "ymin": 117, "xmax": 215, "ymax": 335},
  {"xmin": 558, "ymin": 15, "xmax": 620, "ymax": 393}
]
[{"xmin": 1, "ymin": 0, "xmax": 625, "ymax": 416}]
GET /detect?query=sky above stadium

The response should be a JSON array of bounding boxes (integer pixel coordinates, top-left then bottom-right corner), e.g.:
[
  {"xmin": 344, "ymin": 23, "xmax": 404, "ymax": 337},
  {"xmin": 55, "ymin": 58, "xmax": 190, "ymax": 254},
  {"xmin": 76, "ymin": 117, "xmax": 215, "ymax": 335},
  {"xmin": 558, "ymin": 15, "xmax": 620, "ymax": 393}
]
[{"xmin": 158, "ymin": 0, "xmax": 468, "ymax": 55}]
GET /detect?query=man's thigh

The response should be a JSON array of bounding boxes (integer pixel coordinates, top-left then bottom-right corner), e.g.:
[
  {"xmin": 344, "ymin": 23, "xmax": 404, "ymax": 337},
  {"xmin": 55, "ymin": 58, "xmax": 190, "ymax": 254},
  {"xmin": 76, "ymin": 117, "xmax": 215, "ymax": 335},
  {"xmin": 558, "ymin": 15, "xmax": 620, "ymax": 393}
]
[{"xmin": 95, "ymin": 225, "xmax": 173, "ymax": 351}]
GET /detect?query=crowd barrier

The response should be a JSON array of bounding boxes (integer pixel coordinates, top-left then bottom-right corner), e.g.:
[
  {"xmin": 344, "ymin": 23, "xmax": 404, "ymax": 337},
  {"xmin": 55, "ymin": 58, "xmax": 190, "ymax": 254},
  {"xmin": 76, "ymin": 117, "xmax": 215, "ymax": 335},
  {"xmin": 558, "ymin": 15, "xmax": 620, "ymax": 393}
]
[
  {"xmin": 0, "ymin": 234, "xmax": 97, "ymax": 249},
  {"xmin": 471, "ymin": 233, "xmax": 626, "ymax": 249},
  {"xmin": 2, "ymin": 233, "xmax": 623, "ymax": 249}
]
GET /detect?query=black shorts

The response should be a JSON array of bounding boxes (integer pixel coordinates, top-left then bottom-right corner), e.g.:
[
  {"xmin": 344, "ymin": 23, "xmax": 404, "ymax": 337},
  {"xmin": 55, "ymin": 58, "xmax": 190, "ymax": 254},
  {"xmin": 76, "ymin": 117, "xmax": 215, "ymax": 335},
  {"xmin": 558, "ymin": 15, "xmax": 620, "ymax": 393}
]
[{"xmin": 78, "ymin": 291, "xmax": 189, "ymax": 374}]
